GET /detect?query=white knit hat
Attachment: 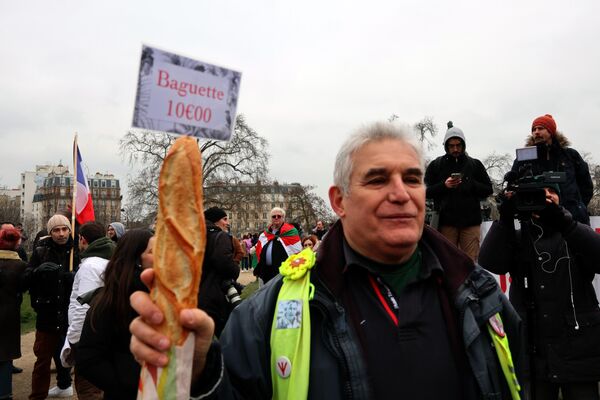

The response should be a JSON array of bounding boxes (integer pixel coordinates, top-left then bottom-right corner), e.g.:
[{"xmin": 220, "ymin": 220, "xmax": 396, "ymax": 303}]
[{"xmin": 47, "ymin": 215, "xmax": 72, "ymax": 233}]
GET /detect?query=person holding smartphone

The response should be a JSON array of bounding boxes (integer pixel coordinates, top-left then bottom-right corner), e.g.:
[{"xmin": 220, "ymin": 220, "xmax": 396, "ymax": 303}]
[{"xmin": 424, "ymin": 121, "xmax": 493, "ymax": 261}]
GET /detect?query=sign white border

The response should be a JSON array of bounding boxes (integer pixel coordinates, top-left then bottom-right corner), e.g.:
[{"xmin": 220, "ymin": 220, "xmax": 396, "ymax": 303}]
[{"xmin": 132, "ymin": 45, "xmax": 241, "ymax": 141}]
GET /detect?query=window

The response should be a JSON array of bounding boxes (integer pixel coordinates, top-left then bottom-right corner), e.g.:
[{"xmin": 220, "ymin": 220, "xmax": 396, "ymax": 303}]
[
  {"xmin": 101, "ymin": 180, "xmax": 106, "ymax": 188},
  {"xmin": 93, "ymin": 180, "xmax": 99, "ymax": 187}
]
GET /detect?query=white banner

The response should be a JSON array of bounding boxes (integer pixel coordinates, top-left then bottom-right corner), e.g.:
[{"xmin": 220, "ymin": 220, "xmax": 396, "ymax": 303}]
[{"xmin": 132, "ymin": 45, "xmax": 241, "ymax": 141}]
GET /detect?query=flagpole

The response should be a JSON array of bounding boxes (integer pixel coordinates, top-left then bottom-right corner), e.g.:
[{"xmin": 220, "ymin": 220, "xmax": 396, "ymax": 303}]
[{"xmin": 70, "ymin": 133, "xmax": 78, "ymax": 272}]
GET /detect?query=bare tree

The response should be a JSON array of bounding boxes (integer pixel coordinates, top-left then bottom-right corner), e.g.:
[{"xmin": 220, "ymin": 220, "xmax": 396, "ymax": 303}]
[
  {"xmin": 482, "ymin": 152, "xmax": 513, "ymax": 194},
  {"xmin": 572, "ymin": 152, "xmax": 599, "ymax": 216},
  {"xmin": 0, "ymin": 195, "xmax": 21, "ymax": 224},
  {"xmin": 120, "ymin": 114, "xmax": 270, "ymax": 218},
  {"xmin": 286, "ymin": 184, "xmax": 335, "ymax": 233},
  {"xmin": 413, "ymin": 116, "xmax": 438, "ymax": 150}
]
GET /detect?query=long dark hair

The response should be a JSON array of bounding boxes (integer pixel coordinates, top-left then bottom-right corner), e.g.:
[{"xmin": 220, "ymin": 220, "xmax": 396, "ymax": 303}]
[{"xmin": 89, "ymin": 229, "xmax": 153, "ymax": 331}]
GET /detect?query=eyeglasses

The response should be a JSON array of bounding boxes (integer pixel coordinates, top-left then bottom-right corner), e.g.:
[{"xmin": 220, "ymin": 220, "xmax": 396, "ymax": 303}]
[{"xmin": 271, "ymin": 215, "xmax": 283, "ymax": 219}]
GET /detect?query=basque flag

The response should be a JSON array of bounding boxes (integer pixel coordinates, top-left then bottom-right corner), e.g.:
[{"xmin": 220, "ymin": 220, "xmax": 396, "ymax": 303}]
[{"xmin": 74, "ymin": 143, "xmax": 95, "ymax": 224}]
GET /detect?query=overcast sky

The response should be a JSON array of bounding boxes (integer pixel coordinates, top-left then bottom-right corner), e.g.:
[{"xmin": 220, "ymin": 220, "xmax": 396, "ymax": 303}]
[{"xmin": 1, "ymin": 0, "xmax": 599, "ymax": 205}]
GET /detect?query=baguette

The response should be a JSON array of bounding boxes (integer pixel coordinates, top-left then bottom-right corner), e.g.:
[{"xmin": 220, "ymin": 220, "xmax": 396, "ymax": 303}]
[{"xmin": 151, "ymin": 135, "xmax": 206, "ymax": 346}]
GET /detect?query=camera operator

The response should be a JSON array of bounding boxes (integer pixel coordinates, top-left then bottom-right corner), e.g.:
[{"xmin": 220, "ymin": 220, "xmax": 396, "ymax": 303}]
[
  {"xmin": 479, "ymin": 185, "xmax": 600, "ymax": 400},
  {"xmin": 199, "ymin": 207, "xmax": 241, "ymax": 337},
  {"xmin": 510, "ymin": 114, "xmax": 593, "ymax": 225}
]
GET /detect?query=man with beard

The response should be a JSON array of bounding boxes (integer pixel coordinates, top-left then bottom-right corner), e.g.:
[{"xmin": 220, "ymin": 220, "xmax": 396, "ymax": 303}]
[
  {"xmin": 27, "ymin": 215, "xmax": 78, "ymax": 399},
  {"xmin": 510, "ymin": 114, "xmax": 593, "ymax": 225},
  {"xmin": 424, "ymin": 122, "xmax": 493, "ymax": 261}
]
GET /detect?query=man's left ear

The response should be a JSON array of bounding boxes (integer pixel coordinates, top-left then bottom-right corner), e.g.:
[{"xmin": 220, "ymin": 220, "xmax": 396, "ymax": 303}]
[{"xmin": 329, "ymin": 186, "xmax": 346, "ymax": 218}]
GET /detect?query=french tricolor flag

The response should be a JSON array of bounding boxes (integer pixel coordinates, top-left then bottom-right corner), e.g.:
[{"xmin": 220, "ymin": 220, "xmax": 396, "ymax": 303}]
[{"xmin": 74, "ymin": 142, "xmax": 95, "ymax": 224}]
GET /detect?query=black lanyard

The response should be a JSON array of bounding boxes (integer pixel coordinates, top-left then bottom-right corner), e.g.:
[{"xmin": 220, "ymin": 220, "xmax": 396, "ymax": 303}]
[{"xmin": 368, "ymin": 274, "xmax": 399, "ymax": 327}]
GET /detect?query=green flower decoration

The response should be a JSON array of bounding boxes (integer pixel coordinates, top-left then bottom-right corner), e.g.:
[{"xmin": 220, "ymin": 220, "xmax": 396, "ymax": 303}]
[{"xmin": 279, "ymin": 247, "xmax": 316, "ymax": 280}]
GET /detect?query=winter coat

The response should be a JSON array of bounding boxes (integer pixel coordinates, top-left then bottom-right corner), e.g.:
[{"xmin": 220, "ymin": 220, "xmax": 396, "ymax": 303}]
[
  {"xmin": 510, "ymin": 132, "xmax": 593, "ymax": 225},
  {"xmin": 0, "ymin": 251, "xmax": 27, "ymax": 361},
  {"xmin": 479, "ymin": 217, "xmax": 600, "ymax": 383},
  {"xmin": 191, "ymin": 222, "xmax": 522, "ymax": 399},
  {"xmin": 425, "ymin": 153, "xmax": 493, "ymax": 227},
  {"xmin": 198, "ymin": 222, "xmax": 241, "ymax": 336},
  {"xmin": 26, "ymin": 236, "xmax": 78, "ymax": 332},
  {"xmin": 231, "ymin": 236, "xmax": 244, "ymax": 263},
  {"xmin": 66, "ymin": 236, "xmax": 115, "ymax": 344},
  {"xmin": 76, "ymin": 269, "xmax": 147, "ymax": 400}
]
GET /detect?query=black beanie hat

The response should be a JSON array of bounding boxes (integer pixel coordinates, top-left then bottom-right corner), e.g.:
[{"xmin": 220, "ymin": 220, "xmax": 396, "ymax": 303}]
[{"xmin": 204, "ymin": 207, "xmax": 227, "ymax": 223}]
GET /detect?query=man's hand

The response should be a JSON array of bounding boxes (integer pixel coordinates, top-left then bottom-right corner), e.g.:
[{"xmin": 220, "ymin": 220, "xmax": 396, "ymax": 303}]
[
  {"xmin": 129, "ymin": 269, "xmax": 215, "ymax": 381},
  {"xmin": 498, "ymin": 192, "xmax": 517, "ymax": 224},
  {"xmin": 538, "ymin": 202, "xmax": 576, "ymax": 233},
  {"xmin": 444, "ymin": 176, "xmax": 462, "ymax": 189}
]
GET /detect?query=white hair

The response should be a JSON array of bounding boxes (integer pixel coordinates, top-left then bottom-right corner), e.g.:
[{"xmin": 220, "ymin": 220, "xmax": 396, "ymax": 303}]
[
  {"xmin": 333, "ymin": 122, "xmax": 424, "ymax": 194},
  {"xmin": 270, "ymin": 207, "xmax": 286, "ymax": 219}
]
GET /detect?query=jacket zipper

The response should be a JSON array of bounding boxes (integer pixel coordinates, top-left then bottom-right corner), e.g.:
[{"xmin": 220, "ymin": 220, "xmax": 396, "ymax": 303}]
[{"xmin": 311, "ymin": 278, "xmax": 355, "ymax": 399}]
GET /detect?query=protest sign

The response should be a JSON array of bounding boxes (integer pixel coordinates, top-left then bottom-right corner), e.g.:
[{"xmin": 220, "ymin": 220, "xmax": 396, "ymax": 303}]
[{"xmin": 133, "ymin": 45, "xmax": 241, "ymax": 141}]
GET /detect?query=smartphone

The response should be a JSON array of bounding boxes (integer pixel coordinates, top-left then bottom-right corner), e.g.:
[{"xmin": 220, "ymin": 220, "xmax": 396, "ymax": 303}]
[{"xmin": 451, "ymin": 173, "xmax": 462, "ymax": 179}]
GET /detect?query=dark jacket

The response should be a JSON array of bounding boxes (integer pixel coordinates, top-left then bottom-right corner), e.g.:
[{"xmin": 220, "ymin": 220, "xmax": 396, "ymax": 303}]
[
  {"xmin": 0, "ymin": 252, "xmax": 27, "ymax": 361},
  {"xmin": 26, "ymin": 236, "xmax": 78, "ymax": 332},
  {"xmin": 479, "ymin": 217, "xmax": 600, "ymax": 383},
  {"xmin": 76, "ymin": 270, "xmax": 148, "ymax": 399},
  {"xmin": 198, "ymin": 222, "xmax": 240, "ymax": 336},
  {"xmin": 192, "ymin": 222, "xmax": 522, "ymax": 399},
  {"xmin": 425, "ymin": 153, "xmax": 493, "ymax": 227},
  {"xmin": 510, "ymin": 132, "xmax": 593, "ymax": 225}
]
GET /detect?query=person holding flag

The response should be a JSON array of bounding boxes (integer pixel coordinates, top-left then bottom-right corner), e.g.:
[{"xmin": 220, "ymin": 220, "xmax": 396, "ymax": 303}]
[{"xmin": 253, "ymin": 207, "xmax": 301, "ymax": 283}]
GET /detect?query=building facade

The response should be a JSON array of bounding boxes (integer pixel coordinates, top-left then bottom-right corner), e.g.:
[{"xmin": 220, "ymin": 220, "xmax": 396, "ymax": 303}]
[
  {"xmin": 20, "ymin": 164, "xmax": 69, "ymax": 222},
  {"xmin": 204, "ymin": 181, "xmax": 318, "ymax": 237},
  {"xmin": 31, "ymin": 171, "xmax": 121, "ymax": 233}
]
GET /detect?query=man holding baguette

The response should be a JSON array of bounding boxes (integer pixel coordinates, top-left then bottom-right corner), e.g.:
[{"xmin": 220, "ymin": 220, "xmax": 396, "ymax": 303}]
[{"xmin": 130, "ymin": 122, "xmax": 522, "ymax": 399}]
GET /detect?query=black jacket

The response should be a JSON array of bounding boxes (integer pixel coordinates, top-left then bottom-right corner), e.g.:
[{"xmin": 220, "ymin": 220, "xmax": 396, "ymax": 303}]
[
  {"xmin": 425, "ymin": 153, "xmax": 493, "ymax": 227},
  {"xmin": 479, "ymin": 217, "xmax": 600, "ymax": 383},
  {"xmin": 510, "ymin": 132, "xmax": 593, "ymax": 225},
  {"xmin": 192, "ymin": 222, "xmax": 522, "ymax": 399},
  {"xmin": 198, "ymin": 222, "xmax": 240, "ymax": 336},
  {"xmin": 0, "ymin": 253, "xmax": 27, "ymax": 360},
  {"xmin": 26, "ymin": 236, "xmax": 78, "ymax": 332},
  {"xmin": 76, "ymin": 270, "xmax": 147, "ymax": 399}
]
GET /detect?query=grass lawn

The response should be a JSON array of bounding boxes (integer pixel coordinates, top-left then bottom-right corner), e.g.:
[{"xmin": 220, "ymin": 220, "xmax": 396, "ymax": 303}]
[{"xmin": 20, "ymin": 292, "xmax": 36, "ymax": 334}]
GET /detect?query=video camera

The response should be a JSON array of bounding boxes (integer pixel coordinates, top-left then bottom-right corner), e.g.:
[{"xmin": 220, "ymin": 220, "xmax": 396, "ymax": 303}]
[{"xmin": 502, "ymin": 146, "xmax": 566, "ymax": 213}]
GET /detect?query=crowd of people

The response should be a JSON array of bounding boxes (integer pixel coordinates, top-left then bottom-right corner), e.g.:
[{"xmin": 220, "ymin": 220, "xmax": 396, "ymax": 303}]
[
  {"xmin": 0, "ymin": 114, "xmax": 598, "ymax": 399},
  {"xmin": 0, "ymin": 206, "xmax": 327, "ymax": 399}
]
